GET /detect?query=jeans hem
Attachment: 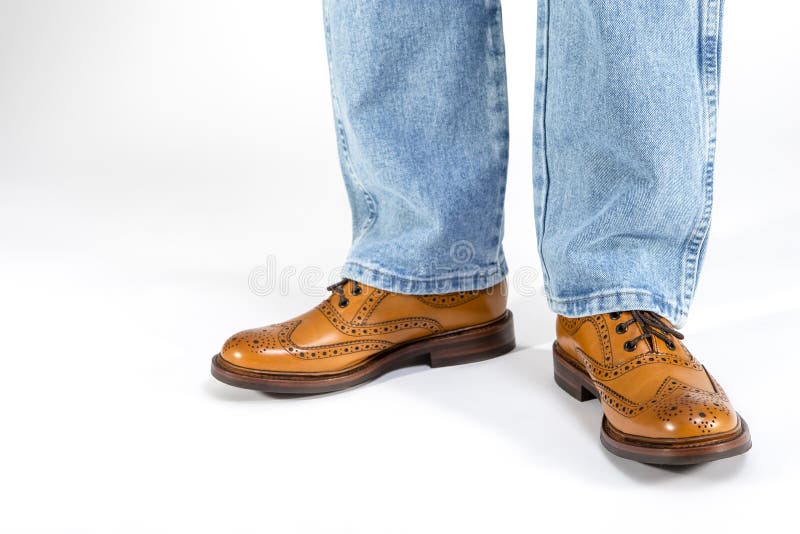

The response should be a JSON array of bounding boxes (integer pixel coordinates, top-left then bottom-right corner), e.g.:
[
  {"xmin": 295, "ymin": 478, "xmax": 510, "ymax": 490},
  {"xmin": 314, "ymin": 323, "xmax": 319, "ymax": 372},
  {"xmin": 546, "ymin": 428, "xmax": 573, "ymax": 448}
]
[
  {"xmin": 341, "ymin": 260, "xmax": 508, "ymax": 295},
  {"xmin": 548, "ymin": 290, "xmax": 688, "ymax": 328}
]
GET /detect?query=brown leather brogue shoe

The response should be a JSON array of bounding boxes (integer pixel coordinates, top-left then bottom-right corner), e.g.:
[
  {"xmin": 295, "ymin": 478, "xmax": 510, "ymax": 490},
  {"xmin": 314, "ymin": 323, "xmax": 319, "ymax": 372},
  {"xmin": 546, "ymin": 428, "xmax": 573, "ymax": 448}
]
[
  {"xmin": 211, "ymin": 280, "xmax": 515, "ymax": 393},
  {"xmin": 553, "ymin": 311, "xmax": 751, "ymax": 465}
]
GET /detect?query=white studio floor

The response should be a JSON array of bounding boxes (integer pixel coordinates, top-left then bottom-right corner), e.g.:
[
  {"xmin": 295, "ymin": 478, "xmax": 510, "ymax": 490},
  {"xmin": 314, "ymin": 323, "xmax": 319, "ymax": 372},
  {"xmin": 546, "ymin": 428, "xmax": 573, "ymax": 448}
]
[
  {"xmin": 1, "ymin": 2, "xmax": 798, "ymax": 532},
  {"xmin": 2, "ymin": 181, "xmax": 797, "ymax": 533}
]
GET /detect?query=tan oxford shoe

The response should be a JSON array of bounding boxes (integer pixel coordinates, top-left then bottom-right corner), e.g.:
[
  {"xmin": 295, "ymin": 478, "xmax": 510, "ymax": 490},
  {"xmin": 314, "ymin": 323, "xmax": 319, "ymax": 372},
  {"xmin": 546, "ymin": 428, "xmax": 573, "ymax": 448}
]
[
  {"xmin": 212, "ymin": 279, "xmax": 515, "ymax": 393},
  {"xmin": 553, "ymin": 311, "xmax": 751, "ymax": 465}
]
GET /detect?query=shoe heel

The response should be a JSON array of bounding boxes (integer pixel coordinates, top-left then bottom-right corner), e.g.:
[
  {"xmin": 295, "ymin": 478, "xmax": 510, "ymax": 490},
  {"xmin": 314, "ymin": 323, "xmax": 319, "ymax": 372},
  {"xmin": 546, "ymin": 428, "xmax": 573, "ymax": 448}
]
[
  {"xmin": 428, "ymin": 311, "xmax": 516, "ymax": 368},
  {"xmin": 553, "ymin": 345, "xmax": 596, "ymax": 402}
]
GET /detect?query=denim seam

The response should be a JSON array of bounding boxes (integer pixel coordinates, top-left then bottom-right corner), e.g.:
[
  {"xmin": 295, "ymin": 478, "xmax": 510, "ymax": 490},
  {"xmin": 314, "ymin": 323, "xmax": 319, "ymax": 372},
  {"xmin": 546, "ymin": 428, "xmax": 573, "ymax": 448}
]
[
  {"xmin": 548, "ymin": 290, "xmax": 685, "ymax": 325},
  {"xmin": 486, "ymin": 1, "xmax": 510, "ymax": 274},
  {"xmin": 323, "ymin": 4, "xmax": 377, "ymax": 242},
  {"xmin": 342, "ymin": 260, "xmax": 508, "ymax": 294},
  {"xmin": 548, "ymin": 289, "xmax": 677, "ymax": 305},
  {"xmin": 534, "ymin": 0, "xmax": 553, "ymax": 291},
  {"xmin": 679, "ymin": 0, "xmax": 722, "ymax": 313},
  {"xmin": 344, "ymin": 260, "xmax": 505, "ymax": 282}
]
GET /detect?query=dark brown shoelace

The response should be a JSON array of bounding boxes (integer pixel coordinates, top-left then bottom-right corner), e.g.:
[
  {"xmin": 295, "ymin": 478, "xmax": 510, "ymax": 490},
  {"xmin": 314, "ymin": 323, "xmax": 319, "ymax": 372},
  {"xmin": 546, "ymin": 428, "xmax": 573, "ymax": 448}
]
[
  {"xmin": 326, "ymin": 279, "xmax": 362, "ymax": 308},
  {"xmin": 611, "ymin": 310, "xmax": 684, "ymax": 352}
]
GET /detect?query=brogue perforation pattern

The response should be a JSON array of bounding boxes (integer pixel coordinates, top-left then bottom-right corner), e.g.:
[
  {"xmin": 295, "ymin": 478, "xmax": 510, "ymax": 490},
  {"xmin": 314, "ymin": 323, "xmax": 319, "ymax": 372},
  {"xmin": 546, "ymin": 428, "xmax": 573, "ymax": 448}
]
[
  {"xmin": 651, "ymin": 378, "xmax": 731, "ymax": 433},
  {"xmin": 352, "ymin": 289, "xmax": 388, "ymax": 324},
  {"xmin": 275, "ymin": 320, "xmax": 393, "ymax": 360},
  {"xmin": 415, "ymin": 291, "xmax": 481, "ymax": 308},
  {"xmin": 592, "ymin": 376, "xmax": 731, "ymax": 425},
  {"xmin": 577, "ymin": 347, "xmax": 704, "ymax": 381},
  {"xmin": 317, "ymin": 300, "xmax": 442, "ymax": 336}
]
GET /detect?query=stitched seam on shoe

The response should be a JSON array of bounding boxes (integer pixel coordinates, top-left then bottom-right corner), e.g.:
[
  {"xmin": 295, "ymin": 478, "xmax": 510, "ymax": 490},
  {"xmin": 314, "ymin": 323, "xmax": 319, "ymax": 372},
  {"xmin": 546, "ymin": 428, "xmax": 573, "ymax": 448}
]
[{"xmin": 317, "ymin": 301, "xmax": 442, "ymax": 336}]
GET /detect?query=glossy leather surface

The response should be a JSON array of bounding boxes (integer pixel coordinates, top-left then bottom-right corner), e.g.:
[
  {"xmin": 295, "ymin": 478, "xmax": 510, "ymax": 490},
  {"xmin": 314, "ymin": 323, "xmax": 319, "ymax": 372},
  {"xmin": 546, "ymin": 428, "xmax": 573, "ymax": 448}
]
[
  {"xmin": 220, "ymin": 281, "xmax": 508, "ymax": 374},
  {"xmin": 556, "ymin": 313, "xmax": 739, "ymax": 440}
]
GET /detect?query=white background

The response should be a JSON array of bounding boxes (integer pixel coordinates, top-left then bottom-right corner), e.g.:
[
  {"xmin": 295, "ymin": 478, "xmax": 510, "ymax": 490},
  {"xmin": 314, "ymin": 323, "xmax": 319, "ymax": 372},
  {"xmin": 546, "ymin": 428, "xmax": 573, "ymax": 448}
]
[{"xmin": 1, "ymin": 1, "xmax": 798, "ymax": 532}]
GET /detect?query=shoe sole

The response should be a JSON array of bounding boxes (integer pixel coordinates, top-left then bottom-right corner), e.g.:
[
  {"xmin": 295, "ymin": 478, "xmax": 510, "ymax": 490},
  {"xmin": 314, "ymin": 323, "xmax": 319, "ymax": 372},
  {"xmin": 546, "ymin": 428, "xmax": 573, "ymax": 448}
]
[
  {"xmin": 211, "ymin": 311, "xmax": 515, "ymax": 394},
  {"xmin": 552, "ymin": 342, "xmax": 752, "ymax": 465}
]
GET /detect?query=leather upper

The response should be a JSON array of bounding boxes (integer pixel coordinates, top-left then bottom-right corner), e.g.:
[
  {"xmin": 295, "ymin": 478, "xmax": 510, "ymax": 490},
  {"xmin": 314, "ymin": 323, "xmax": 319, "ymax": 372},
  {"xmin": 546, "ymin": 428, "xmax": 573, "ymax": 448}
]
[
  {"xmin": 220, "ymin": 281, "xmax": 508, "ymax": 374},
  {"xmin": 556, "ymin": 313, "xmax": 739, "ymax": 440}
]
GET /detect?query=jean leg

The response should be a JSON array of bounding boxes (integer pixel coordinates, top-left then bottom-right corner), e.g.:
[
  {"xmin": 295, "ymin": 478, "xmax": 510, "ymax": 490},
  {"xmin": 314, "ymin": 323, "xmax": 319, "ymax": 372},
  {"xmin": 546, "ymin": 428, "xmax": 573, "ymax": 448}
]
[
  {"xmin": 324, "ymin": 0, "xmax": 509, "ymax": 294},
  {"xmin": 534, "ymin": 0, "xmax": 725, "ymax": 326}
]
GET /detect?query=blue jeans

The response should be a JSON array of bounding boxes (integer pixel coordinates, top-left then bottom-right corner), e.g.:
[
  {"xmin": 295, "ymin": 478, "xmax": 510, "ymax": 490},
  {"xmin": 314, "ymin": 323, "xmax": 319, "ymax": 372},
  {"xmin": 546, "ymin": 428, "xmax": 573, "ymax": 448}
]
[{"xmin": 324, "ymin": 0, "xmax": 725, "ymax": 327}]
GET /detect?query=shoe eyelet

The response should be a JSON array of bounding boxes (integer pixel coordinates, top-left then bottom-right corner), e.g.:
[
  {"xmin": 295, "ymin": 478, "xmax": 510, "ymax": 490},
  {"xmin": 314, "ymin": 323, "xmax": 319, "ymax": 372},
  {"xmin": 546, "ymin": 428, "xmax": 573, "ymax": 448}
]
[
  {"xmin": 609, "ymin": 312, "xmax": 621, "ymax": 320},
  {"xmin": 666, "ymin": 340, "xmax": 676, "ymax": 350},
  {"xmin": 623, "ymin": 341, "xmax": 635, "ymax": 352},
  {"xmin": 352, "ymin": 287, "xmax": 362, "ymax": 296},
  {"xmin": 338, "ymin": 298, "xmax": 349, "ymax": 308},
  {"xmin": 615, "ymin": 324, "xmax": 627, "ymax": 334}
]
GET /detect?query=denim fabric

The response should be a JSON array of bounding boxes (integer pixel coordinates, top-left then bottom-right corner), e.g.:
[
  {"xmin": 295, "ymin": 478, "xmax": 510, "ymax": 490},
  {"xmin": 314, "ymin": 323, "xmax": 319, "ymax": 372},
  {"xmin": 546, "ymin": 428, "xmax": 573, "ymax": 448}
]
[
  {"xmin": 324, "ymin": 0, "xmax": 724, "ymax": 327},
  {"xmin": 324, "ymin": 0, "xmax": 510, "ymax": 294}
]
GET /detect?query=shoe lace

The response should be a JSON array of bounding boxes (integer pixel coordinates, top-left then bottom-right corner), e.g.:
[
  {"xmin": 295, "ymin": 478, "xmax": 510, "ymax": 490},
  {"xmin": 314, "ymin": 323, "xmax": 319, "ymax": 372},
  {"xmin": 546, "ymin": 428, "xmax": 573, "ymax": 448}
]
[
  {"xmin": 326, "ymin": 279, "xmax": 362, "ymax": 308},
  {"xmin": 610, "ymin": 310, "xmax": 684, "ymax": 352}
]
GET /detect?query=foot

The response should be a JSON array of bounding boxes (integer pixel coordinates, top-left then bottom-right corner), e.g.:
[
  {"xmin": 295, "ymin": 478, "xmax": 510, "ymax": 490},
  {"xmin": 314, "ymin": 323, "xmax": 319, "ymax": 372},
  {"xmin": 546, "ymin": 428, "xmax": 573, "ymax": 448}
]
[
  {"xmin": 553, "ymin": 311, "xmax": 751, "ymax": 465},
  {"xmin": 211, "ymin": 280, "xmax": 515, "ymax": 393}
]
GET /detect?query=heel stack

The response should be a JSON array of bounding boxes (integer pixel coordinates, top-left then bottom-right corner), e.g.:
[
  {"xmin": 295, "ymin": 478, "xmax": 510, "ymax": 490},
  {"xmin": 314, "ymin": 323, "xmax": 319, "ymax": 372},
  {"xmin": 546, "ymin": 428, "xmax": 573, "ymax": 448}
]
[
  {"xmin": 428, "ymin": 311, "xmax": 516, "ymax": 368},
  {"xmin": 552, "ymin": 345, "xmax": 596, "ymax": 402}
]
